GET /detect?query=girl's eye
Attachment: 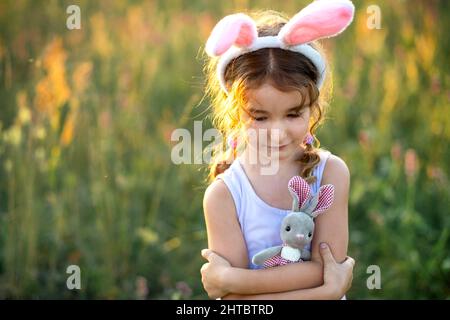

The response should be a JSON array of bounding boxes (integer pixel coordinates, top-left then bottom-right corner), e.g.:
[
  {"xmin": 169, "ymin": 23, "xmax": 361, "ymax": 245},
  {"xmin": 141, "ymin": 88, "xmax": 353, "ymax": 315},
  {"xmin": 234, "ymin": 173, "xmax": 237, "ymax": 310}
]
[
  {"xmin": 253, "ymin": 116, "xmax": 267, "ymax": 122},
  {"xmin": 285, "ymin": 226, "xmax": 291, "ymax": 232},
  {"xmin": 287, "ymin": 113, "xmax": 302, "ymax": 118}
]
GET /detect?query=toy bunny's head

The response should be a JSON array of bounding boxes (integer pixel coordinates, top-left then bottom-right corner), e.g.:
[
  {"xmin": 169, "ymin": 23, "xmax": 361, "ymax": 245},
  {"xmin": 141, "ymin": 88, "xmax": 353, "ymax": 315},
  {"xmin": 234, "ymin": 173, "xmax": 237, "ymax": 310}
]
[
  {"xmin": 280, "ymin": 211, "xmax": 315, "ymax": 248},
  {"xmin": 280, "ymin": 176, "xmax": 335, "ymax": 248}
]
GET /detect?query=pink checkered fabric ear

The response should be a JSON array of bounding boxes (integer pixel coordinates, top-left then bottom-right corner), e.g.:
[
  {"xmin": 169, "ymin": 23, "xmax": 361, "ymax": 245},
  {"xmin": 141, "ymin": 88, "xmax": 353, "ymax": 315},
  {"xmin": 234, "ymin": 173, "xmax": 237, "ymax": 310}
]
[
  {"xmin": 288, "ymin": 176, "xmax": 311, "ymax": 210},
  {"xmin": 312, "ymin": 184, "xmax": 335, "ymax": 216}
]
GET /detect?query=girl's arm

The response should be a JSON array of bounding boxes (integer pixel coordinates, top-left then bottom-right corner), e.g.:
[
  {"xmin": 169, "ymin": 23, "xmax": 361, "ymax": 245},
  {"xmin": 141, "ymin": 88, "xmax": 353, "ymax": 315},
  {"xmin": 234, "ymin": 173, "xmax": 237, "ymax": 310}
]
[
  {"xmin": 209, "ymin": 242, "xmax": 355, "ymax": 300},
  {"xmin": 220, "ymin": 262, "xmax": 323, "ymax": 295},
  {"xmin": 201, "ymin": 155, "xmax": 350, "ymax": 297},
  {"xmin": 224, "ymin": 286, "xmax": 334, "ymax": 300}
]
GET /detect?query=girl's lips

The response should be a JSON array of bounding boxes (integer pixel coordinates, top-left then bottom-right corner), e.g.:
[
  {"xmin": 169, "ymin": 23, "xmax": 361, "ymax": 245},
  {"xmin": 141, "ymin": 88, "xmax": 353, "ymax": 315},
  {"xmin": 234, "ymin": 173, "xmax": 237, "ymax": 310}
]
[{"xmin": 268, "ymin": 143, "xmax": 289, "ymax": 149}]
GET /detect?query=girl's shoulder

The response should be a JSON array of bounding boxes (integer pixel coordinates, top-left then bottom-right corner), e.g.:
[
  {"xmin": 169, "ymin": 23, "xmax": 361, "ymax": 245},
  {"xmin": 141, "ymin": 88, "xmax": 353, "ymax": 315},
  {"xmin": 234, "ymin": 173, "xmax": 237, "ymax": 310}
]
[
  {"xmin": 320, "ymin": 151, "xmax": 351, "ymax": 191},
  {"xmin": 204, "ymin": 178, "xmax": 233, "ymax": 206}
]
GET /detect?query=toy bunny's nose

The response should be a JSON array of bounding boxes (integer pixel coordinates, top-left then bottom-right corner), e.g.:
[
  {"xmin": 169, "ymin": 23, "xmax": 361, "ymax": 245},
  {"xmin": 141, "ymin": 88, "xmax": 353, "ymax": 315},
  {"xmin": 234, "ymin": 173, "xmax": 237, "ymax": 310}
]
[{"xmin": 296, "ymin": 234, "xmax": 305, "ymax": 240}]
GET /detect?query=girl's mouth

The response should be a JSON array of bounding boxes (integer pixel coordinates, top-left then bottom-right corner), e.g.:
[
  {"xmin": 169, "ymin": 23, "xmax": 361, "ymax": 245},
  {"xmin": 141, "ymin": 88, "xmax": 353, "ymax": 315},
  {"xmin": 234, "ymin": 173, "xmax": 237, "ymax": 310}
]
[{"xmin": 268, "ymin": 143, "xmax": 289, "ymax": 150}]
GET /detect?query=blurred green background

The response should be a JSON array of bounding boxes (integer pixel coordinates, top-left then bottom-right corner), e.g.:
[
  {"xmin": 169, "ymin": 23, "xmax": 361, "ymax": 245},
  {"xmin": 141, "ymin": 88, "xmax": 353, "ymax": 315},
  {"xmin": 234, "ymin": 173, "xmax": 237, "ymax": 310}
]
[{"xmin": 0, "ymin": 0, "xmax": 449, "ymax": 299}]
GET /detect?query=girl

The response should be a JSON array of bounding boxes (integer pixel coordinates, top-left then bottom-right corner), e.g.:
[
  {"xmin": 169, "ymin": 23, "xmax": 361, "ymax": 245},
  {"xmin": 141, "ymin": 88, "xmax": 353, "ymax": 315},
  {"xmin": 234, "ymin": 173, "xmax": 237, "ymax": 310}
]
[{"xmin": 200, "ymin": 1, "xmax": 356, "ymax": 299}]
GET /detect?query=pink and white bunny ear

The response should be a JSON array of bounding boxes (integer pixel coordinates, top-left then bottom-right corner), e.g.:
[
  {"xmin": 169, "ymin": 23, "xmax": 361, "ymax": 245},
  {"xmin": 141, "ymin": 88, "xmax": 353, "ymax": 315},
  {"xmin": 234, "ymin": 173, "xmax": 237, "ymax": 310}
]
[
  {"xmin": 279, "ymin": 0, "xmax": 355, "ymax": 46},
  {"xmin": 205, "ymin": 13, "xmax": 258, "ymax": 56},
  {"xmin": 311, "ymin": 184, "xmax": 335, "ymax": 217},
  {"xmin": 288, "ymin": 176, "xmax": 312, "ymax": 210}
]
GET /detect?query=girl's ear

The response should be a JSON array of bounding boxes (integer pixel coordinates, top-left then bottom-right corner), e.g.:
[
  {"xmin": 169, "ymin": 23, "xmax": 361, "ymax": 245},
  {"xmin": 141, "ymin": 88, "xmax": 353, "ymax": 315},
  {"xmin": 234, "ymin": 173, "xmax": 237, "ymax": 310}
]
[
  {"xmin": 310, "ymin": 184, "xmax": 335, "ymax": 218},
  {"xmin": 288, "ymin": 176, "xmax": 311, "ymax": 210},
  {"xmin": 279, "ymin": 0, "xmax": 355, "ymax": 46},
  {"xmin": 205, "ymin": 13, "xmax": 258, "ymax": 56}
]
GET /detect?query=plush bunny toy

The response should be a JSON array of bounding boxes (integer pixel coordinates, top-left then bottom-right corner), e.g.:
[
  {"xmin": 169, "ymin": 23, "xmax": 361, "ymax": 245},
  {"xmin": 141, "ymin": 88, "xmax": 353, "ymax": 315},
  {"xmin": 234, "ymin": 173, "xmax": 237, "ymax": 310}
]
[{"xmin": 252, "ymin": 176, "xmax": 335, "ymax": 268}]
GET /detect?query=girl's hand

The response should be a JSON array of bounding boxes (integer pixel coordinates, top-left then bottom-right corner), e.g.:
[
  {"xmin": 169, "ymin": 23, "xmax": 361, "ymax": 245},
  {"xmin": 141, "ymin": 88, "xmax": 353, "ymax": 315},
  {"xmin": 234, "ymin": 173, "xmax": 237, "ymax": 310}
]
[
  {"xmin": 200, "ymin": 249, "xmax": 233, "ymax": 299},
  {"xmin": 319, "ymin": 242, "xmax": 355, "ymax": 299}
]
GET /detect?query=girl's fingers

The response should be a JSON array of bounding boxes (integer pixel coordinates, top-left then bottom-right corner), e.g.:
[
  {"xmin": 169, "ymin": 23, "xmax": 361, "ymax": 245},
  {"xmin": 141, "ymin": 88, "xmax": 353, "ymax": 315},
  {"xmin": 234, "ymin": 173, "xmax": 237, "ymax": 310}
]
[
  {"xmin": 201, "ymin": 249, "xmax": 213, "ymax": 260},
  {"xmin": 343, "ymin": 256, "xmax": 355, "ymax": 268},
  {"xmin": 200, "ymin": 262, "xmax": 209, "ymax": 276},
  {"xmin": 319, "ymin": 242, "xmax": 336, "ymax": 265},
  {"xmin": 202, "ymin": 250, "xmax": 221, "ymax": 263},
  {"xmin": 202, "ymin": 249, "xmax": 229, "ymax": 265}
]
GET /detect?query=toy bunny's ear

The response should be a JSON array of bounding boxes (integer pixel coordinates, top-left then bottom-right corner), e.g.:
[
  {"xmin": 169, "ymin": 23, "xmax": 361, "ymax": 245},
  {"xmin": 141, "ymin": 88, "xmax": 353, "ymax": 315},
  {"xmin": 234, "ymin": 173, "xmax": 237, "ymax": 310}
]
[
  {"xmin": 310, "ymin": 184, "xmax": 335, "ymax": 218},
  {"xmin": 288, "ymin": 187, "xmax": 300, "ymax": 211},
  {"xmin": 288, "ymin": 176, "xmax": 311, "ymax": 210},
  {"xmin": 205, "ymin": 13, "xmax": 258, "ymax": 56},
  {"xmin": 278, "ymin": 0, "xmax": 355, "ymax": 46},
  {"xmin": 301, "ymin": 192, "xmax": 319, "ymax": 215}
]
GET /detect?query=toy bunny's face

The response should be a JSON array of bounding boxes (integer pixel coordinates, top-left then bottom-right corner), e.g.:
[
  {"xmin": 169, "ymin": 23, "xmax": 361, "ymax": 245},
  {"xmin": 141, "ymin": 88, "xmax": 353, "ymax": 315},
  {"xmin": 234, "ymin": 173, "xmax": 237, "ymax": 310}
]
[{"xmin": 280, "ymin": 212, "xmax": 314, "ymax": 248}]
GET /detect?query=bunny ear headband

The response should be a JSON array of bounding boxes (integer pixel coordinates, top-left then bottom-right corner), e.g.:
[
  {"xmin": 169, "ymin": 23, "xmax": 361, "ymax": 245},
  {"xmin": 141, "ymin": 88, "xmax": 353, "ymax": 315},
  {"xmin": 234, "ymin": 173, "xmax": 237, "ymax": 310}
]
[
  {"xmin": 205, "ymin": 0, "xmax": 355, "ymax": 94},
  {"xmin": 288, "ymin": 175, "xmax": 335, "ymax": 218}
]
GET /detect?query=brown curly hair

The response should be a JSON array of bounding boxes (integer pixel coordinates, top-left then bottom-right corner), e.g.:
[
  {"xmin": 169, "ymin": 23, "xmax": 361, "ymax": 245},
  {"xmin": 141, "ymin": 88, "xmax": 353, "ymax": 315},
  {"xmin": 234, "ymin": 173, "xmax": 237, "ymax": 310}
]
[{"xmin": 203, "ymin": 10, "xmax": 332, "ymax": 184}]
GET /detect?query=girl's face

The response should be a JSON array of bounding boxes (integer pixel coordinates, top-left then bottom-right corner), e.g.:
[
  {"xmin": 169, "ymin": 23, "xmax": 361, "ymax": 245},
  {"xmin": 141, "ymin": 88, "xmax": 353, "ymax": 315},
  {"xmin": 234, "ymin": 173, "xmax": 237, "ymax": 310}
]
[{"xmin": 240, "ymin": 82, "xmax": 311, "ymax": 162}]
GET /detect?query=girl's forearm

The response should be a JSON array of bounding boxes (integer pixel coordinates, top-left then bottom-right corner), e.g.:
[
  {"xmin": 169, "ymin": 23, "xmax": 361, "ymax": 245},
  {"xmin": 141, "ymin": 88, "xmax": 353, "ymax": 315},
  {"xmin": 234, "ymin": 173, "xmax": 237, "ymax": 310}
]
[
  {"xmin": 224, "ymin": 261, "xmax": 324, "ymax": 295},
  {"xmin": 222, "ymin": 284, "xmax": 335, "ymax": 300}
]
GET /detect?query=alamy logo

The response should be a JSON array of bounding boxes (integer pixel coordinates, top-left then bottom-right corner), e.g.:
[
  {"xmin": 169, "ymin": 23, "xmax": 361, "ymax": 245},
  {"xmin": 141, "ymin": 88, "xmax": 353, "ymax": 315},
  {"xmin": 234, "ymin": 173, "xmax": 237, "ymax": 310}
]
[
  {"xmin": 366, "ymin": 265, "xmax": 381, "ymax": 290},
  {"xmin": 66, "ymin": 5, "xmax": 81, "ymax": 30},
  {"xmin": 366, "ymin": 5, "xmax": 382, "ymax": 30},
  {"xmin": 66, "ymin": 265, "xmax": 81, "ymax": 290}
]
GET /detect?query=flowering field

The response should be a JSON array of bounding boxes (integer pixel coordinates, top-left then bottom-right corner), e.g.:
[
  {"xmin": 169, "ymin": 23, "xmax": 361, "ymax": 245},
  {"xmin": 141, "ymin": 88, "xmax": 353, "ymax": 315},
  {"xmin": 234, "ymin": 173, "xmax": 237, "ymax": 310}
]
[{"xmin": 0, "ymin": 0, "xmax": 448, "ymax": 299}]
